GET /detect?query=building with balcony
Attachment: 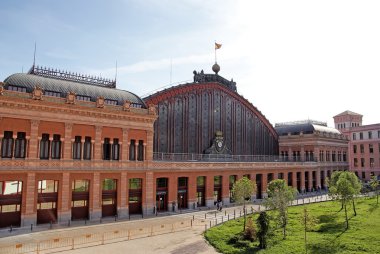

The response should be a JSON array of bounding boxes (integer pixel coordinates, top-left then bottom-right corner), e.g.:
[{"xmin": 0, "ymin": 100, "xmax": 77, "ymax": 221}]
[
  {"xmin": 0, "ymin": 64, "xmax": 348, "ymax": 229},
  {"xmin": 275, "ymin": 120, "xmax": 349, "ymax": 192},
  {"xmin": 334, "ymin": 111, "xmax": 380, "ymax": 180}
]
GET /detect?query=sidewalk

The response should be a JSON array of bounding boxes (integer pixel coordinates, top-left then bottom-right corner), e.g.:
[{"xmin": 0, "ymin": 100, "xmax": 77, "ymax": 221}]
[{"xmin": 0, "ymin": 194, "xmax": 332, "ymax": 254}]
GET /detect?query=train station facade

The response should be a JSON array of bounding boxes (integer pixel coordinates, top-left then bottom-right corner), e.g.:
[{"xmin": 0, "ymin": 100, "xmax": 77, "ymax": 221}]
[{"xmin": 0, "ymin": 65, "xmax": 348, "ymax": 228}]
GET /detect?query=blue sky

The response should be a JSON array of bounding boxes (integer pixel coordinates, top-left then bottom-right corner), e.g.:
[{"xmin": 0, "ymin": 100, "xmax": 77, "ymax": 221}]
[{"xmin": 1, "ymin": 0, "xmax": 380, "ymax": 127}]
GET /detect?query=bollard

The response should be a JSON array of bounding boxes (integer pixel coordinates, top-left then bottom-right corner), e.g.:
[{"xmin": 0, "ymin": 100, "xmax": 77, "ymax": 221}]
[
  {"xmin": 215, "ymin": 212, "xmax": 216, "ymax": 218},
  {"xmin": 85, "ymin": 219, "xmax": 87, "ymax": 225},
  {"xmin": 191, "ymin": 220, "xmax": 193, "ymax": 227},
  {"xmin": 240, "ymin": 211, "xmax": 241, "ymax": 217},
  {"xmin": 228, "ymin": 214, "xmax": 230, "ymax": 221},
  {"xmin": 210, "ymin": 221, "xmax": 211, "ymax": 228},
  {"xmin": 225, "ymin": 210, "xmax": 227, "ymax": 216},
  {"xmin": 68, "ymin": 220, "xmax": 71, "ymax": 227},
  {"xmin": 205, "ymin": 224, "xmax": 207, "ymax": 231},
  {"xmin": 50, "ymin": 221, "xmax": 52, "ymax": 229},
  {"xmin": 129, "ymin": 214, "xmax": 131, "ymax": 220},
  {"xmin": 205, "ymin": 213, "xmax": 206, "ymax": 219},
  {"xmin": 115, "ymin": 215, "xmax": 117, "ymax": 221},
  {"xmin": 234, "ymin": 210, "xmax": 236, "ymax": 216},
  {"xmin": 193, "ymin": 215, "xmax": 195, "ymax": 220},
  {"xmin": 215, "ymin": 219, "xmax": 217, "ymax": 225},
  {"xmin": 31, "ymin": 224, "xmax": 33, "ymax": 231},
  {"xmin": 9, "ymin": 225, "xmax": 12, "ymax": 233}
]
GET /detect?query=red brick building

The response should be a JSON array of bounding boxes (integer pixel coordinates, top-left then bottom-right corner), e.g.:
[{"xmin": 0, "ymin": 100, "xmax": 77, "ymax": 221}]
[
  {"xmin": 275, "ymin": 120, "xmax": 349, "ymax": 192},
  {"xmin": 0, "ymin": 65, "xmax": 348, "ymax": 229},
  {"xmin": 334, "ymin": 111, "xmax": 380, "ymax": 180}
]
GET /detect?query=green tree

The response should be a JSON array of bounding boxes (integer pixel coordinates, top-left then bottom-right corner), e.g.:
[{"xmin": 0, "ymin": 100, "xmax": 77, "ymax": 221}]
[
  {"xmin": 299, "ymin": 207, "xmax": 318, "ymax": 254},
  {"xmin": 327, "ymin": 171, "xmax": 361, "ymax": 229},
  {"xmin": 232, "ymin": 176, "xmax": 256, "ymax": 231},
  {"xmin": 369, "ymin": 175, "xmax": 379, "ymax": 204},
  {"xmin": 256, "ymin": 211, "xmax": 270, "ymax": 249},
  {"xmin": 264, "ymin": 179, "xmax": 297, "ymax": 239}
]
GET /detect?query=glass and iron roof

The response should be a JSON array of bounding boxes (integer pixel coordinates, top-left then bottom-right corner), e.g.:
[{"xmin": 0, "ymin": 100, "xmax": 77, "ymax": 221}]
[
  {"xmin": 3, "ymin": 66, "xmax": 146, "ymax": 108},
  {"xmin": 275, "ymin": 120, "xmax": 341, "ymax": 136}
]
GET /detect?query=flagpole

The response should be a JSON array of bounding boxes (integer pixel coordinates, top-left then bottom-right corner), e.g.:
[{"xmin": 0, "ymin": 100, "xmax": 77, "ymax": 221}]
[{"xmin": 214, "ymin": 41, "xmax": 217, "ymax": 63}]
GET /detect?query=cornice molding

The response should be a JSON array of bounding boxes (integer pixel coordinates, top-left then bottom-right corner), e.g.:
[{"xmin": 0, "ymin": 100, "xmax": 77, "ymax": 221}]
[{"xmin": 0, "ymin": 96, "xmax": 157, "ymax": 126}]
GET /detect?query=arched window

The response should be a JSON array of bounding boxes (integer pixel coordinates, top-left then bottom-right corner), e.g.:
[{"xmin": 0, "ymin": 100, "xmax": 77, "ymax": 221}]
[
  {"xmin": 51, "ymin": 134, "xmax": 61, "ymax": 159},
  {"xmin": 40, "ymin": 134, "xmax": 50, "ymax": 160},
  {"xmin": 103, "ymin": 138, "xmax": 111, "ymax": 160},
  {"xmin": 1, "ymin": 131, "xmax": 14, "ymax": 158},
  {"xmin": 137, "ymin": 140, "xmax": 144, "ymax": 161},
  {"xmin": 129, "ymin": 139, "xmax": 136, "ymax": 161},
  {"xmin": 112, "ymin": 138, "xmax": 120, "ymax": 160},
  {"xmin": 14, "ymin": 132, "xmax": 26, "ymax": 158},
  {"xmin": 73, "ymin": 136, "xmax": 82, "ymax": 160},
  {"xmin": 83, "ymin": 137, "xmax": 92, "ymax": 160}
]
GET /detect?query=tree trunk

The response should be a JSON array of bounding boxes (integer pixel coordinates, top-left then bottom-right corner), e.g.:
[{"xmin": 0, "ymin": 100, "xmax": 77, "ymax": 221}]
[
  {"xmin": 283, "ymin": 213, "xmax": 287, "ymax": 239},
  {"xmin": 344, "ymin": 203, "xmax": 349, "ymax": 230},
  {"xmin": 340, "ymin": 200, "xmax": 344, "ymax": 211},
  {"xmin": 304, "ymin": 216, "xmax": 307, "ymax": 254},
  {"xmin": 352, "ymin": 199, "xmax": 357, "ymax": 216},
  {"xmin": 243, "ymin": 201, "xmax": 246, "ymax": 231}
]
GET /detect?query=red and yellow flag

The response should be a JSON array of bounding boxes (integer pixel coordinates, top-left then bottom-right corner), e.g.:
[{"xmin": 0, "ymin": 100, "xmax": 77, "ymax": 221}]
[{"xmin": 215, "ymin": 42, "xmax": 222, "ymax": 49}]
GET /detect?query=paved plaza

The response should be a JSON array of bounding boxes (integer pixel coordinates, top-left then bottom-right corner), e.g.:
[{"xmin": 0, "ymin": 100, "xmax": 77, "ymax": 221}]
[{"xmin": 0, "ymin": 194, "xmax": 330, "ymax": 254}]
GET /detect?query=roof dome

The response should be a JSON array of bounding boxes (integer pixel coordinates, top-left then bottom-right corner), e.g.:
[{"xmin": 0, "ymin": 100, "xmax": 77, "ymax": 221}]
[
  {"xmin": 275, "ymin": 121, "xmax": 341, "ymax": 136},
  {"xmin": 3, "ymin": 73, "xmax": 146, "ymax": 108}
]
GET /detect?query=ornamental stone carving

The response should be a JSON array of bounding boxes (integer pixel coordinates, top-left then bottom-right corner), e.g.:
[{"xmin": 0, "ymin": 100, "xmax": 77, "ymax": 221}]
[
  {"xmin": 204, "ymin": 131, "xmax": 232, "ymax": 155},
  {"xmin": 30, "ymin": 119, "xmax": 40, "ymax": 128},
  {"xmin": 66, "ymin": 91, "xmax": 76, "ymax": 104},
  {"xmin": 123, "ymin": 100, "xmax": 131, "ymax": 111},
  {"xmin": 32, "ymin": 85, "xmax": 43, "ymax": 100},
  {"xmin": 148, "ymin": 104, "xmax": 157, "ymax": 115},
  {"xmin": 65, "ymin": 122, "xmax": 73, "ymax": 130},
  {"xmin": 95, "ymin": 125, "xmax": 102, "ymax": 132},
  {"xmin": 96, "ymin": 96, "xmax": 105, "ymax": 108}
]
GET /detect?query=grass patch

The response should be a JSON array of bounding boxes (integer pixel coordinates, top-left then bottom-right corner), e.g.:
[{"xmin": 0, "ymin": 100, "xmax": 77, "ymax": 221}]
[{"xmin": 204, "ymin": 197, "xmax": 380, "ymax": 253}]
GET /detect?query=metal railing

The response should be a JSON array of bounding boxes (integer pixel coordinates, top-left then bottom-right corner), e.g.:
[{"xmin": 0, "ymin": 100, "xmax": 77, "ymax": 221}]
[
  {"xmin": 153, "ymin": 152, "xmax": 307, "ymax": 162},
  {"xmin": 153, "ymin": 152, "xmax": 349, "ymax": 164},
  {"xmin": 1, "ymin": 219, "xmax": 205, "ymax": 254}
]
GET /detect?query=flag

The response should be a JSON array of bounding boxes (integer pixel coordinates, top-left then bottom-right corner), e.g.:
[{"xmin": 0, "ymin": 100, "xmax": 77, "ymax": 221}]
[{"xmin": 215, "ymin": 42, "xmax": 222, "ymax": 49}]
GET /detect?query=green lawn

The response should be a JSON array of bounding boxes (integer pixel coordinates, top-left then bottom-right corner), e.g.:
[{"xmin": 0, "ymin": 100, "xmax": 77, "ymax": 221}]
[{"xmin": 204, "ymin": 198, "xmax": 380, "ymax": 254}]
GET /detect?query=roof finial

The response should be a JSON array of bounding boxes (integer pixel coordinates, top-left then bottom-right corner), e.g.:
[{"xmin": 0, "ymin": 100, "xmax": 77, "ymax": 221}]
[
  {"xmin": 115, "ymin": 60, "xmax": 118, "ymax": 84},
  {"xmin": 33, "ymin": 42, "xmax": 36, "ymax": 67}
]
